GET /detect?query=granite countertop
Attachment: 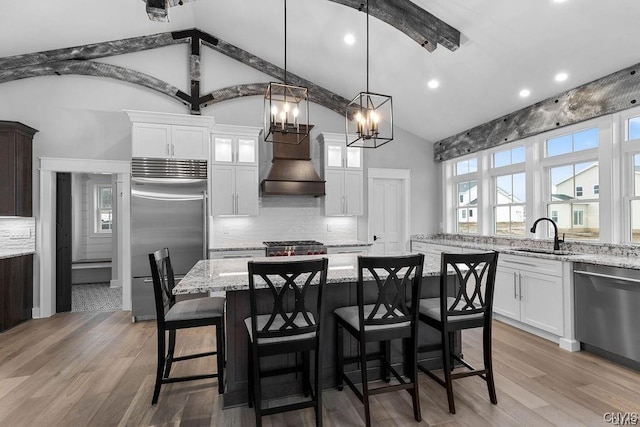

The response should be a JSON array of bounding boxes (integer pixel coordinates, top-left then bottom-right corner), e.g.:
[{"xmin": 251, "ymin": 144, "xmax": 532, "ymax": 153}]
[
  {"xmin": 174, "ymin": 252, "xmax": 441, "ymax": 294},
  {"xmin": 209, "ymin": 240, "xmax": 372, "ymax": 252},
  {"xmin": 411, "ymin": 237, "xmax": 640, "ymax": 270},
  {"xmin": 0, "ymin": 250, "xmax": 36, "ymax": 260}
]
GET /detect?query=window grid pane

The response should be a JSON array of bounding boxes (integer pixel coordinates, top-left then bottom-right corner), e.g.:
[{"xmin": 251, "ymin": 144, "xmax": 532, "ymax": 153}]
[
  {"xmin": 546, "ymin": 128, "xmax": 599, "ymax": 157},
  {"xmin": 494, "ymin": 173, "xmax": 526, "ymax": 236}
]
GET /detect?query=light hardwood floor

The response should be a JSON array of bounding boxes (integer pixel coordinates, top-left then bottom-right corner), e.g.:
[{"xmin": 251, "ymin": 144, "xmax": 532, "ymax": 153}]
[{"xmin": 0, "ymin": 311, "xmax": 638, "ymax": 426}]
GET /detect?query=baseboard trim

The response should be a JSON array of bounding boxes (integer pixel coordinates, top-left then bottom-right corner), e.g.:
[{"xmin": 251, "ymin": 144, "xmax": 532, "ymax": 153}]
[
  {"xmin": 32, "ymin": 307, "xmax": 41, "ymax": 319},
  {"xmin": 110, "ymin": 279, "xmax": 122, "ymax": 289}
]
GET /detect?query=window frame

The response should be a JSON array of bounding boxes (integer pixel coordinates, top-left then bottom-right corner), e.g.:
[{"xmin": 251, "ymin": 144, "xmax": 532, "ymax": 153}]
[
  {"xmin": 94, "ymin": 184, "xmax": 113, "ymax": 235},
  {"xmin": 452, "ymin": 154, "xmax": 479, "ymax": 234}
]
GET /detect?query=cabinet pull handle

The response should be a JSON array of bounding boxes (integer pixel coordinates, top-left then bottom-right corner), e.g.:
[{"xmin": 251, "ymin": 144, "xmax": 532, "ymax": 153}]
[
  {"xmin": 231, "ymin": 194, "xmax": 235, "ymax": 214},
  {"xmin": 166, "ymin": 143, "xmax": 170, "ymax": 155},
  {"xmin": 235, "ymin": 193, "xmax": 239, "ymax": 214},
  {"xmin": 345, "ymin": 197, "xmax": 348, "ymax": 214},
  {"xmin": 513, "ymin": 272, "xmax": 517, "ymax": 299},
  {"xmin": 171, "ymin": 144, "xmax": 175, "ymax": 156},
  {"xmin": 519, "ymin": 273, "xmax": 523, "ymax": 301},
  {"xmin": 574, "ymin": 270, "xmax": 640, "ymax": 284}
]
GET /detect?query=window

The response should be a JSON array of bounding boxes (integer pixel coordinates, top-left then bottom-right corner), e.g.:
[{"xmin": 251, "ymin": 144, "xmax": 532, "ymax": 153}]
[
  {"xmin": 629, "ymin": 153, "xmax": 640, "ymax": 242},
  {"xmin": 455, "ymin": 158, "xmax": 477, "ymax": 175},
  {"xmin": 493, "ymin": 146, "xmax": 525, "ymax": 168},
  {"xmin": 551, "ymin": 210, "xmax": 559, "ymax": 223},
  {"xmin": 96, "ymin": 185, "xmax": 112, "ymax": 233},
  {"xmin": 546, "ymin": 128, "xmax": 598, "ymax": 157},
  {"xmin": 456, "ymin": 180, "xmax": 477, "ymax": 234},
  {"xmin": 593, "ymin": 184, "xmax": 599, "ymax": 195},
  {"xmin": 548, "ymin": 161, "xmax": 599, "ymax": 240},
  {"xmin": 629, "ymin": 116, "xmax": 640, "ymax": 141},
  {"xmin": 493, "ymin": 173, "xmax": 526, "ymax": 236}
]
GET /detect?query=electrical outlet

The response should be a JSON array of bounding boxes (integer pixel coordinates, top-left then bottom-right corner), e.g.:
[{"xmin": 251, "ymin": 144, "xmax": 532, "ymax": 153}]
[{"xmin": 10, "ymin": 228, "xmax": 30, "ymax": 239}]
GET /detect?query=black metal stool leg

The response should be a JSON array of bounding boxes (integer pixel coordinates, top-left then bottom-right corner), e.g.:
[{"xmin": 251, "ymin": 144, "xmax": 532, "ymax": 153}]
[
  {"xmin": 164, "ymin": 329, "xmax": 175, "ymax": 378},
  {"xmin": 484, "ymin": 325, "xmax": 498, "ymax": 404},
  {"xmin": 442, "ymin": 329, "xmax": 455, "ymax": 414},
  {"xmin": 336, "ymin": 323, "xmax": 344, "ymax": 391}
]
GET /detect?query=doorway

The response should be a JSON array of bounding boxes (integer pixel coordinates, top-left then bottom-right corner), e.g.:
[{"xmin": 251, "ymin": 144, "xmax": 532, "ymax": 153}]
[
  {"xmin": 367, "ymin": 168, "xmax": 411, "ymax": 255},
  {"xmin": 55, "ymin": 172, "xmax": 122, "ymax": 313},
  {"xmin": 38, "ymin": 158, "xmax": 131, "ymax": 319}
]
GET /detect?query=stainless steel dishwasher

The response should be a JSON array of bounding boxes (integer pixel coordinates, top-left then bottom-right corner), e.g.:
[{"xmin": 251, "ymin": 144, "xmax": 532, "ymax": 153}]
[{"xmin": 574, "ymin": 262, "xmax": 640, "ymax": 366}]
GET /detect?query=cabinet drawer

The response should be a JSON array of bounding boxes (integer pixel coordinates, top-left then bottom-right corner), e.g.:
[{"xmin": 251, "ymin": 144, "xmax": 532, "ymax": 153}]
[{"xmin": 499, "ymin": 254, "xmax": 562, "ymax": 277}]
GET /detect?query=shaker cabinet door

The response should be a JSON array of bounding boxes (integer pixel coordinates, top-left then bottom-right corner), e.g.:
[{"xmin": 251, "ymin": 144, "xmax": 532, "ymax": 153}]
[{"xmin": 211, "ymin": 166, "xmax": 235, "ymax": 216}]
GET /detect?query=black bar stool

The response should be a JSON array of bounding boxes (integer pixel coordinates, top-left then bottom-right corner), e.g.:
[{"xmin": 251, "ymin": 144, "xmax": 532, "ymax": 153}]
[
  {"xmin": 416, "ymin": 251, "xmax": 499, "ymax": 414},
  {"xmin": 245, "ymin": 258, "xmax": 329, "ymax": 427},
  {"xmin": 148, "ymin": 248, "xmax": 225, "ymax": 404},
  {"xmin": 334, "ymin": 254, "xmax": 424, "ymax": 427}
]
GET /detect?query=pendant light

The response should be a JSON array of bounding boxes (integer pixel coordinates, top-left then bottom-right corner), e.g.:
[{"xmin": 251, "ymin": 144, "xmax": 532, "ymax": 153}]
[
  {"xmin": 345, "ymin": 0, "xmax": 393, "ymax": 148},
  {"xmin": 264, "ymin": 0, "xmax": 310, "ymax": 144}
]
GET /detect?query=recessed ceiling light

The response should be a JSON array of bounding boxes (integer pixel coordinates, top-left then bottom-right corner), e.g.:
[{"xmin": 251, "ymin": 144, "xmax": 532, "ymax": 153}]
[
  {"xmin": 519, "ymin": 89, "xmax": 531, "ymax": 98},
  {"xmin": 555, "ymin": 72, "xmax": 568, "ymax": 82},
  {"xmin": 553, "ymin": 0, "xmax": 568, "ymax": 3},
  {"xmin": 344, "ymin": 34, "xmax": 355, "ymax": 45},
  {"xmin": 427, "ymin": 79, "xmax": 440, "ymax": 89}
]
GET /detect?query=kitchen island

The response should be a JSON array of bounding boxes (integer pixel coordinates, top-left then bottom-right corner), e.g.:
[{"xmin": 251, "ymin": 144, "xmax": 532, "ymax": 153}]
[{"xmin": 174, "ymin": 253, "xmax": 456, "ymax": 407}]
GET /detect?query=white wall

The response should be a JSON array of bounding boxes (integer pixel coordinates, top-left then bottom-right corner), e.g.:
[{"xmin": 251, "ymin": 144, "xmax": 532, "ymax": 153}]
[
  {"xmin": 71, "ymin": 173, "xmax": 113, "ymax": 261},
  {"xmin": 0, "ymin": 43, "xmax": 437, "ymax": 311}
]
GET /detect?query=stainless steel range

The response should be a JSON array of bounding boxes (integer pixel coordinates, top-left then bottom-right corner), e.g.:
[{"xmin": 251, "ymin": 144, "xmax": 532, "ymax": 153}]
[{"xmin": 264, "ymin": 240, "xmax": 327, "ymax": 257}]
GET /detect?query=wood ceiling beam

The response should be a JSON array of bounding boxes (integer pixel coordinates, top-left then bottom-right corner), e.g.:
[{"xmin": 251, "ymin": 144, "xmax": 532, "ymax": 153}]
[
  {"xmin": 0, "ymin": 60, "xmax": 189, "ymax": 104},
  {"xmin": 433, "ymin": 62, "xmax": 640, "ymax": 162},
  {"xmin": 328, "ymin": 0, "xmax": 460, "ymax": 52}
]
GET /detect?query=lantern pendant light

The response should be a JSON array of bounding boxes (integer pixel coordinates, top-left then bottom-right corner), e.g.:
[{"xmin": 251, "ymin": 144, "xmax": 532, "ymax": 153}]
[
  {"xmin": 345, "ymin": 0, "xmax": 393, "ymax": 148},
  {"xmin": 264, "ymin": 0, "xmax": 310, "ymax": 144}
]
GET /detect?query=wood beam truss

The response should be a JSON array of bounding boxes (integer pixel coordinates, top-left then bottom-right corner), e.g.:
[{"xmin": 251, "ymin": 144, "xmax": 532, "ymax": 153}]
[{"xmin": 0, "ymin": 29, "xmax": 351, "ymax": 116}]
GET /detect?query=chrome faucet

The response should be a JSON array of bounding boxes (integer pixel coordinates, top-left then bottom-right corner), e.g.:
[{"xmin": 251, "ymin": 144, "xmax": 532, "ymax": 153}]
[{"xmin": 530, "ymin": 217, "xmax": 564, "ymax": 251}]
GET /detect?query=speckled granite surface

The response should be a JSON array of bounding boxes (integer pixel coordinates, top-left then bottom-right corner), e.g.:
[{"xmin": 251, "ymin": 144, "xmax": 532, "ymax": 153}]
[
  {"xmin": 174, "ymin": 253, "xmax": 441, "ymax": 294},
  {"xmin": 411, "ymin": 234, "xmax": 640, "ymax": 270},
  {"xmin": 209, "ymin": 240, "xmax": 372, "ymax": 252}
]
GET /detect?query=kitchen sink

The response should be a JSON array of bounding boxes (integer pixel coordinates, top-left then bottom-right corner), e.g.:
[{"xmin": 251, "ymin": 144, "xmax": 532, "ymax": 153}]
[{"xmin": 511, "ymin": 247, "xmax": 578, "ymax": 256}]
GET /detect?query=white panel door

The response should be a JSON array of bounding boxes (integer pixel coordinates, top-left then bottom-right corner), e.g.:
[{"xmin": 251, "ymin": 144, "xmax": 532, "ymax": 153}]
[
  {"xmin": 211, "ymin": 166, "xmax": 235, "ymax": 215},
  {"xmin": 493, "ymin": 266, "xmax": 521, "ymax": 320},
  {"xmin": 171, "ymin": 126, "xmax": 207, "ymax": 160},
  {"xmin": 344, "ymin": 170, "xmax": 363, "ymax": 216},
  {"xmin": 325, "ymin": 169, "xmax": 345, "ymax": 215},
  {"xmin": 371, "ymin": 178, "xmax": 402, "ymax": 255},
  {"xmin": 235, "ymin": 166, "xmax": 259, "ymax": 216},
  {"xmin": 520, "ymin": 270, "xmax": 564, "ymax": 335},
  {"xmin": 132, "ymin": 123, "xmax": 171, "ymax": 158}
]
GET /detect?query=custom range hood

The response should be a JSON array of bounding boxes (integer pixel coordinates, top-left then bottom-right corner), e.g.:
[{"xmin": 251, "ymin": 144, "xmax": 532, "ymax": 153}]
[{"xmin": 261, "ymin": 125, "xmax": 326, "ymax": 196}]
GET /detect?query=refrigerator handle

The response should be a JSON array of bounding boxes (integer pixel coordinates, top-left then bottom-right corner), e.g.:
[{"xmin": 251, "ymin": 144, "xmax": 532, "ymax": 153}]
[{"xmin": 203, "ymin": 190, "xmax": 208, "ymax": 260}]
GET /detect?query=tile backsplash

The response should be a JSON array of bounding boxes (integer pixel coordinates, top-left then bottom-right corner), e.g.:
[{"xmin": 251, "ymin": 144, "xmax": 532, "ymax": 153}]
[
  {"xmin": 211, "ymin": 196, "xmax": 357, "ymax": 244},
  {"xmin": 0, "ymin": 217, "xmax": 36, "ymax": 256}
]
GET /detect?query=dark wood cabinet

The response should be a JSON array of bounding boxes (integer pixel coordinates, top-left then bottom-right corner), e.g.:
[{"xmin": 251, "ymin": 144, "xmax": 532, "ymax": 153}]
[
  {"xmin": 0, "ymin": 121, "xmax": 38, "ymax": 216},
  {"xmin": 0, "ymin": 255, "xmax": 33, "ymax": 332}
]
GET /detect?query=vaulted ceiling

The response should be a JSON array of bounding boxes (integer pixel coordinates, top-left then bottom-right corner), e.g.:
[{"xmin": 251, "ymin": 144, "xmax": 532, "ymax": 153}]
[{"xmin": 3, "ymin": 0, "xmax": 640, "ymax": 143}]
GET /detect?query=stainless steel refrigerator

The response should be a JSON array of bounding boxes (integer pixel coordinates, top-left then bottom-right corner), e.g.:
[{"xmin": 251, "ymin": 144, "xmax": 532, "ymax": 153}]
[{"xmin": 130, "ymin": 160, "xmax": 208, "ymax": 321}]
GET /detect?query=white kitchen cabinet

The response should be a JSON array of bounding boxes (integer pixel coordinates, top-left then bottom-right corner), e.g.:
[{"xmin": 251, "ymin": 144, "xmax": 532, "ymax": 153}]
[
  {"xmin": 319, "ymin": 133, "xmax": 363, "ymax": 216},
  {"xmin": 494, "ymin": 254, "xmax": 564, "ymax": 336},
  {"xmin": 211, "ymin": 165, "xmax": 258, "ymax": 216},
  {"xmin": 126, "ymin": 110, "xmax": 214, "ymax": 160},
  {"xmin": 210, "ymin": 125, "xmax": 261, "ymax": 216}
]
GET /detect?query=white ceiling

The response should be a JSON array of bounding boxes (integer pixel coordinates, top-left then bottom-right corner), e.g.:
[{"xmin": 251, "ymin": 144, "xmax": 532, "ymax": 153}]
[{"xmin": 4, "ymin": 0, "xmax": 640, "ymax": 142}]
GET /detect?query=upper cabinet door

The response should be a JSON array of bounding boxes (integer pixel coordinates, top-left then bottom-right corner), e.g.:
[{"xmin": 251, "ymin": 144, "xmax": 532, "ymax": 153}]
[
  {"xmin": 346, "ymin": 146, "xmax": 363, "ymax": 169},
  {"xmin": 212, "ymin": 135, "xmax": 258, "ymax": 165},
  {"xmin": 235, "ymin": 166, "xmax": 259, "ymax": 215},
  {"xmin": 213, "ymin": 137, "xmax": 234, "ymax": 163},
  {"xmin": 236, "ymin": 137, "xmax": 257, "ymax": 165},
  {"xmin": 344, "ymin": 170, "xmax": 364, "ymax": 215},
  {"xmin": 171, "ymin": 126, "xmax": 208, "ymax": 160},
  {"xmin": 326, "ymin": 141, "xmax": 344, "ymax": 169},
  {"xmin": 210, "ymin": 165, "xmax": 235, "ymax": 216},
  {"xmin": 132, "ymin": 123, "xmax": 171, "ymax": 158}
]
